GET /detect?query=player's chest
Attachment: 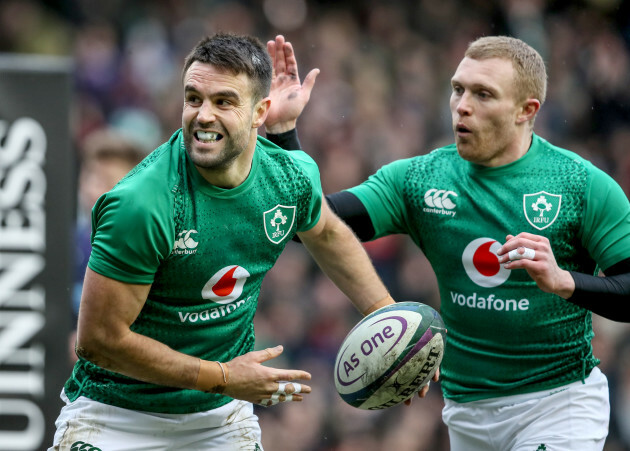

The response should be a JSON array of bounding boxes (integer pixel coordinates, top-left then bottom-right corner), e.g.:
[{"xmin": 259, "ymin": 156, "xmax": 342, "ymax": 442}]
[
  {"xmin": 407, "ymin": 174, "xmax": 583, "ymax": 271},
  {"xmin": 410, "ymin": 173, "xmax": 579, "ymax": 235},
  {"xmin": 158, "ymin": 190, "xmax": 301, "ymax": 290},
  {"xmin": 174, "ymin": 185, "xmax": 302, "ymax": 251}
]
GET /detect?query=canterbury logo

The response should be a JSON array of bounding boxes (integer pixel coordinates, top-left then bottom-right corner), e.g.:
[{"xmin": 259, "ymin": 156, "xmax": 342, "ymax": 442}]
[
  {"xmin": 71, "ymin": 441, "xmax": 102, "ymax": 451},
  {"xmin": 424, "ymin": 189, "xmax": 457, "ymax": 209},
  {"xmin": 423, "ymin": 189, "xmax": 458, "ymax": 216},
  {"xmin": 173, "ymin": 229, "xmax": 199, "ymax": 255}
]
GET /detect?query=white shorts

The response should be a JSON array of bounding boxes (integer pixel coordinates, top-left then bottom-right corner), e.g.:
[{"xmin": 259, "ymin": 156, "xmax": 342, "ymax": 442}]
[
  {"xmin": 442, "ymin": 367, "xmax": 610, "ymax": 451},
  {"xmin": 48, "ymin": 390, "xmax": 263, "ymax": 451}
]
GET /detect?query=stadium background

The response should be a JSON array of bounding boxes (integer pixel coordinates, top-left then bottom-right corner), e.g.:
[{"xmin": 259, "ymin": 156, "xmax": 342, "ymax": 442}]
[{"xmin": 2, "ymin": 0, "xmax": 630, "ymax": 449}]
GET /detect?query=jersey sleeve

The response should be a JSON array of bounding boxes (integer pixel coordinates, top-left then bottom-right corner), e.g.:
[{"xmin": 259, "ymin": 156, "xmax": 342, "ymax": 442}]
[
  {"xmin": 580, "ymin": 164, "xmax": 630, "ymax": 272},
  {"xmin": 290, "ymin": 149, "xmax": 323, "ymax": 232},
  {"xmin": 346, "ymin": 158, "xmax": 413, "ymax": 239},
  {"xmin": 87, "ymin": 187, "xmax": 175, "ymax": 284}
]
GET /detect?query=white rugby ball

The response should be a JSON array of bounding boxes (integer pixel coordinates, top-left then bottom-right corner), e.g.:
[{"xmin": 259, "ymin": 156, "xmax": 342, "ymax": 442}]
[{"xmin": 334, "ymin": 302, "xmax": 446, "ymax": 410}]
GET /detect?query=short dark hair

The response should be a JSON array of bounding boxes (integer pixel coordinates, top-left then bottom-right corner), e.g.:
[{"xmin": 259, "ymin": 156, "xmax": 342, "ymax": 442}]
[{"xmin": 183, "ymin": 32, "xmax": 272, "ymax": 102}]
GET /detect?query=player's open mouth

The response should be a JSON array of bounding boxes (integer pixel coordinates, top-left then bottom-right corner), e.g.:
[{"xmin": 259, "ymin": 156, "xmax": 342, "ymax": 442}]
[
  {"xmin": 456, "ymin": 123, "xmax": 471, "ymax": 134},
  {"xmin": 196, "ymin": 131, "xmax": 222, "ymax": 143}
]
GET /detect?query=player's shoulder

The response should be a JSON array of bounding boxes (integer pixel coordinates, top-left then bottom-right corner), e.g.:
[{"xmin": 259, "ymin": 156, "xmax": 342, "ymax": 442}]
[
  {"xmin": 256, "ymin": 135, "xmax": 318, "ymax": 172},
  {"xmin": 535, "ymin": 135, "xmax": 592, "ymax": 167},
  {"xmin": 399, "ymin": 142, "xmax": 462, "ymax": 173},
  {"xmin": 369, "ymin": 144, "xmax": 460, "ymax": 183},
  {"xmin": 430, "ymin": 141, "xmax": 459, "ymax": 155},
  {"xmin": 116, "ymin": 130, "xmax": 182, "ymax": 189},
  {"xmin": 97, "ymin": 131, "xmax": 181, "ymax": 216},
  {"xmin": 408, "ymin": 142, "xmax": 460, "ymax": 164},
  {"xmin": 534, "ymin": 134, "xmax": 609, "ymax": 178}
]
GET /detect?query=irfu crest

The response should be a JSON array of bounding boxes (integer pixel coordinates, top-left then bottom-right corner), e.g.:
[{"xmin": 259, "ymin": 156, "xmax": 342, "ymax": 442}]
[
  {"xmin": 523, "ymin": 191, "xmax": 561, "ymax": 230},
  {"xmin": 263, "ymin": 205, "xmax": 296, "ymax": 244}
]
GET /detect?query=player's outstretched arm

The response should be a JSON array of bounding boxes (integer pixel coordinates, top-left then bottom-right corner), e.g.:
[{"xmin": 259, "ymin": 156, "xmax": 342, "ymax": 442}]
[
  {"xmin": 297, "ymin": 200, "xmax": 394, "ymax": 315},
  {"xmin": 197, "ymin": 345, "xmax": 312, "ymax": 406},
  {"xmin": 265, "ymin": 34, "xmax": 319, "ymax": 134},
  {"xmin": 77, "ymin": 269, "xmax": 312, "ymax": 405},
  {"xmin": 76, "ymin": 268, "xmax": 202, "ymax": 388}
]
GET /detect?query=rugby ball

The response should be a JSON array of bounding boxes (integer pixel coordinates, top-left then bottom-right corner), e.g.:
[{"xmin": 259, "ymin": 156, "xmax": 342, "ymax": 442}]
[{"xmin": 334, "ymin": 302, "xmax": 446, "ymax": 410}]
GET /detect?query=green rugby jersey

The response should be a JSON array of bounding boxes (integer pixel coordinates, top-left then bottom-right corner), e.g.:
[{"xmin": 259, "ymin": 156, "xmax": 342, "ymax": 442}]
[
  {"xmin": 348, "ymin": 134, "xmax": 630, "ymax": 403},
  {"xmin": 65, "ymin": 130, "xmax": 322, "ymax": 413}
]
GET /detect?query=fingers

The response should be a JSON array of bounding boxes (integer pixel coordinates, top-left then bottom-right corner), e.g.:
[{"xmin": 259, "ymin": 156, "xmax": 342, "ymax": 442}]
[
  {"xmin": 403, "ymin": 382, "xmax": 430, "ymax": 406},
  {"xmin": 258, "ymin": 345, "xmax": 283, "ymax": 363},
  {"xmin": 302, "ymin": 68, "xmax": 320, "ymax": 97},
  {"xmin": 277, "ymin": 381, "xmax": 304, "ymax": 401},
  {"xmin": 257, "ymin": 380, "xmax": 312, "ymax": 407},
  {"xmin": 226, "ymin": 347, "xmax": 314, "ymax": 406},
  {"xmin": 268, "ymin": 35, "xmax": 292, "ymax": 77},
  {"xmin": 507, "ymin": 247, "xmax": 535, "ymax": 261},
  {"xmin": 501, "ymin": 232, "xmax": 546, "ymax": 250},
  {"xmin": 417, "ymin": 369, "xmax": 439, "ymax": 400},
  {"xmin": 283, "ymin": 42, "xmax": 306, "ymax": 81},
  {"xmin": 269, "ymin": 35, "xmax": 315, "ymax": 83},
  {"xmin": 274, "ymin": 35, "xmax": 288, "ymax": 76},
  {"xmin": 253, "ymin": 345, "xmax": 312, "ymax": 383},
  {"xmin": 266, "ymin": 40, "xmax": 276, "ymax": 70},
  {"xmin": 404, "ymin": 369, "xmax": 440, "ymax": 406},
  {"xmin": 497, "ymin": 232, "xmax": 548, "ymax": 264},
  {"xmin": 283, "ymin": 41, "xmax": 296, "ymax": 76}
]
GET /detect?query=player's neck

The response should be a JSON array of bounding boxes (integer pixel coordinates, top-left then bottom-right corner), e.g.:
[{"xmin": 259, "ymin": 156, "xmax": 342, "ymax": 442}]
[
  {"xmin": 483, "ymin": 131, "xmax": 534, "ymax": 168},
  {"xmin": 501, "ymin": 132, "xmax": 533, "ymax": 167},
  {"xmin": 196, "ymin": 146, "xmax": 255, "ymax": 189}
]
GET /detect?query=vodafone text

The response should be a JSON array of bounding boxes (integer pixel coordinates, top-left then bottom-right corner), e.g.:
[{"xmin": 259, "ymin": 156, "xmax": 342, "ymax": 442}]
[
  {"xmin": 178, "ymin": 297, "xmax": 249, "ymax": 323},
  {"xmin": 450, "ymin": 291, "xmax": 530, "ymax": 312}
]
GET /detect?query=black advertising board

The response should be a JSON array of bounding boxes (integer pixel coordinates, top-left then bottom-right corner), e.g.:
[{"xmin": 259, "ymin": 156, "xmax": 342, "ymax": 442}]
[{"xmin": 0, "ymin": 53, "xmax": 74, "ymax": 451}]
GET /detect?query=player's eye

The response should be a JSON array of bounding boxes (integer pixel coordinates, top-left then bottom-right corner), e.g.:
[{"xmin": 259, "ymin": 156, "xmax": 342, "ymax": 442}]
[
  {"xmin": 216, "ymin": 99, "xmax": 233, "ymax": 107},
  {"xmin": 477, "ymin": 91, "xmax": 491, "ymax": 99},
  {"xmin": 186, "ymin": 94, "xmax": 201, "ymax": 104}
]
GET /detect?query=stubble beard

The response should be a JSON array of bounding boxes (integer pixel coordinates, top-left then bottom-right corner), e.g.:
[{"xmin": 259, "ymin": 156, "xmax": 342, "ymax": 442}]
[
  {"xmin": 454, "ymin": 133, "xmax": 482, "ymax": 163},
  {"xmin": 455, "ymin": 121, "xmax": 512, "ymax": 166},
  {"xmin": 183, "ymin": 126, "xmax": 248, "ymax": 171}
]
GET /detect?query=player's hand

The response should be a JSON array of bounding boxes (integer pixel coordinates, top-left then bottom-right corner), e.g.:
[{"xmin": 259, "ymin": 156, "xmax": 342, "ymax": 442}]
[
  {"xmin": 404, "ymin": 368, "xmax": 440, "ymax": 406},
  {"xmin": 497, "ymin": 233, "xmax": 575, "ymax": 298},
  {"xmin": 224, "ymin": 345, "xmax": 312, "ymax": 406},
  {"xmin": 265, "ymin": 35, "xmax": 319, "ymax": 134}
]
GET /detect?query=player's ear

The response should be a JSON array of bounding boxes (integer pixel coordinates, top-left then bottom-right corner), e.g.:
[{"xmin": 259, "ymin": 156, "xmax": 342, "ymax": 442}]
[
  {"xmin": 517, "ymin": 98, "xmax": 540, "ymax": 124},
  {"xmin": 252, "ymin": 97, "xmax": 271, "ymax": 129}
]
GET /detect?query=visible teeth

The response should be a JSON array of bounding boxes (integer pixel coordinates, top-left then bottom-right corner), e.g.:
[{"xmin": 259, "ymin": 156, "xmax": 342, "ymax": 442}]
[{"xmin": 197, "ymin": 131, "xmax": 219, "ymax": 142}]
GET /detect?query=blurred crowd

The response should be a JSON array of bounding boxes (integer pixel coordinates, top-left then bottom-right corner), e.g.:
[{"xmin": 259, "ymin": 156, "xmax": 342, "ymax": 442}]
[{"xmin": 3, "ymin": 0, "xmax": 630, "ymax": 449}]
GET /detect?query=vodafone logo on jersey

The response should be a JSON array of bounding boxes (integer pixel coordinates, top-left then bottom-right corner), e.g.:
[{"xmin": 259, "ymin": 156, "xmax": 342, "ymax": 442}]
[
  {"xmin": 202, "ymin": 265, "xmax": 251, "ymax": 304},
  {"xmin": 462, "ymin": 238, "xmax": 510, "ymax": 288}
]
